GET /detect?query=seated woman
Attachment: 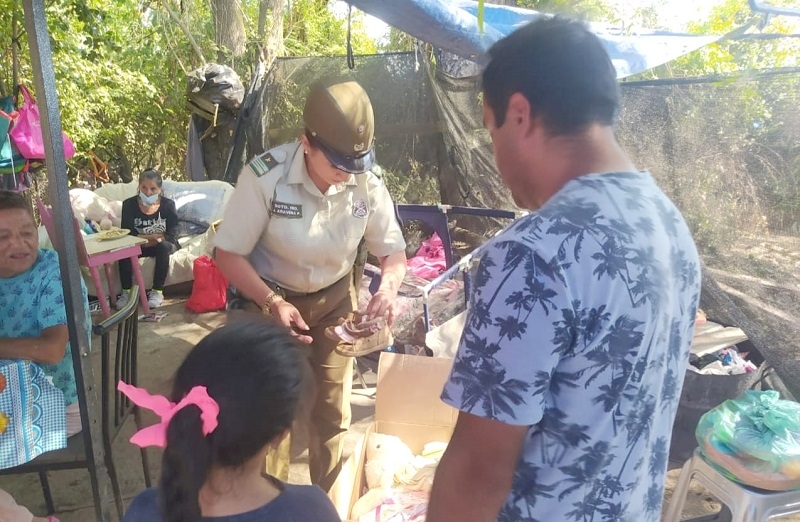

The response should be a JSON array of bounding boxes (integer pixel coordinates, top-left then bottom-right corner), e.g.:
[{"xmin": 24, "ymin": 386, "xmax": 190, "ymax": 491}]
[
  {"xmin": 121, "ymin": 319, "xmax": 341, "ymax": 522},
  {"xmin": 0, "ymin": 191, "xmax": 89, "ymax": 438},
  {"xmin": 117, "ymin": 168, "xmax": 179, "ymax": 310}
]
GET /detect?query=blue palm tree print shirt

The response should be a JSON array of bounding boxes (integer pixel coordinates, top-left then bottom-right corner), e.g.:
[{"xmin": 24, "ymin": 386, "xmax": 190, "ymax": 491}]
[
  {"xmin": 442, "ymin": 172, "xmax": 701, "ymax": 522},
  {"xmin": 0, "ymin": 249, "xmax": 90, "ymax": 406}
]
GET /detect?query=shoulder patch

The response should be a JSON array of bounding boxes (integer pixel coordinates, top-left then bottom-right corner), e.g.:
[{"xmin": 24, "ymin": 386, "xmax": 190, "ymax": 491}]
[{"xmin": 251, "ymin": 153, "xmax": 280, "ymax": 178}]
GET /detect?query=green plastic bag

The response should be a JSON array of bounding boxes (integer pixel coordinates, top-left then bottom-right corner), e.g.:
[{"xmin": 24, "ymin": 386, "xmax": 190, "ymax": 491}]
[{"xmin": 696, "ymin": 390, "xmax": 800, "ymax": 490}]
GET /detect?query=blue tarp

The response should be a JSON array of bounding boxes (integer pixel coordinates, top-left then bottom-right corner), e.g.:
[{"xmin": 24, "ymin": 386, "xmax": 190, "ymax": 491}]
[{"xmin": 345, "ymin": 0, "xmax": 720, "ymax": 78}]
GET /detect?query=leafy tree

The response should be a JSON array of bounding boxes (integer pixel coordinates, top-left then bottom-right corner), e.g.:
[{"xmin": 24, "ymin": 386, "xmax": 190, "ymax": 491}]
[
  {"xmin": 0, "ymin": 0, "xmax": 379, "ymax": 188},
  {"xmin": 640, "ymin": 0, "xmax": 800, "ymax": 78}
]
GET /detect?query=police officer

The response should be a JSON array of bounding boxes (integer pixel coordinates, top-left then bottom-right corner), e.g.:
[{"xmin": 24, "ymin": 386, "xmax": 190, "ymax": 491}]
[{"xmin": 212, "ymin": 78, "xmax": 407, "ymax": 491}]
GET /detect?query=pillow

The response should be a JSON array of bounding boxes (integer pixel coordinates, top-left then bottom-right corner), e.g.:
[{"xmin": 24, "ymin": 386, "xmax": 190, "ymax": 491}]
[
  {"xmin": 177, "ymin": 220, "xmax": 209, "ymax": 238},
  {"xmin": 162, "ymin": 180, "xmax": 232, "ymax": 229},
  {"xmin": 94, "ymin": 179, "xmax": 139, "ymax": 202}
]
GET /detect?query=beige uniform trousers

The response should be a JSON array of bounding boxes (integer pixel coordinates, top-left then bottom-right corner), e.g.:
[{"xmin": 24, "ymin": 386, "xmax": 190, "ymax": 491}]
[{"xmin": 230, "ymin": 274, "xmax": 356, "ymax": 492}]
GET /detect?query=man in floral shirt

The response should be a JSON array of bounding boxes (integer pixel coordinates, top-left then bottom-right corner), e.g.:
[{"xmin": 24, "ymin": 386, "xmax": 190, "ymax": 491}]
[{"xmin": 428, "ymin": 17, "xmax": 701, "ymax": 522}]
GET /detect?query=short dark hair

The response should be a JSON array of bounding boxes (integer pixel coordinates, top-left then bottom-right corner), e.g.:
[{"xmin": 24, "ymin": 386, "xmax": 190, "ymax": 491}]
[
  {"xmin": 482, "ymin": 16, "xmax": 620, "ymax": 136},
  {"xmin": 159, "ymin": 319, "xmax": 303, "ymax": 522},
  {"xmin": 0, "ymin": 191, "xmax": 33, "ymax": 215},
  {"xmin": 139, "ymin": 168, "xmax": 163, "ymax": 187}
]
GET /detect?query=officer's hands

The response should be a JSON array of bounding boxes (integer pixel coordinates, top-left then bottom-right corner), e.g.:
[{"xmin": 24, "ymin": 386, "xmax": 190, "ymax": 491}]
[
  {"xmin": 366, "ymin": 289, "xmax": 397, "ymax": 326},
  {"xmin": 272, "ymin": 300, "xmax": 313, "ymax": 344}
]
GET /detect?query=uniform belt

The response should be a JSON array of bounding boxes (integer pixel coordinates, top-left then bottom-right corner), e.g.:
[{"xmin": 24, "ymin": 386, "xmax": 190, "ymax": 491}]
[{"xmin": 266, "ymin": 274, "xmax": 349, "ymax": 299}]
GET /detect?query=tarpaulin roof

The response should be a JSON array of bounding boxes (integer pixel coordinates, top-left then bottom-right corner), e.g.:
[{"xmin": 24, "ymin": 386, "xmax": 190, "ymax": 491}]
[{"xmin": 345, "ymin": 0, "xmax": 720, "ymax": 78}]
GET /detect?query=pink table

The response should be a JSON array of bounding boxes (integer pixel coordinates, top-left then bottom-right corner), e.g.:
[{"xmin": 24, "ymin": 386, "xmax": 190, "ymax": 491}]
[{"xmin": 82, "ymin": 234, "xmax": 151, "ymax": 318}]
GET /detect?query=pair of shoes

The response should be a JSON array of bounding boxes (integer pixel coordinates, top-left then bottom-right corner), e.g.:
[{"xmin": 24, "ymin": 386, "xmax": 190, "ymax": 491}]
[
  {"xmin": 115, "ymin": 291, "xmax": 130, "ymax": 311},
  {"xmin": 325, "ymin": 312, "xmax": 394, "ymax": 357},
  {"xmin": 147, "ymin": 290, "xmax": 164, "ymax": 308}
]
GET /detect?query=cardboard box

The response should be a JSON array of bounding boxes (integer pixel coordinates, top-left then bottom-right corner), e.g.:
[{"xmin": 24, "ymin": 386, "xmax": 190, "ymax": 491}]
[{"xmin": 329, "ymin": 352, "xmax": 457, "ymax": 520}]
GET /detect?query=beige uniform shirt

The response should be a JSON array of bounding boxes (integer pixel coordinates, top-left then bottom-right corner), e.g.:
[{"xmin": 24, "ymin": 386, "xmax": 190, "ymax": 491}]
[{"xmin": 213, "ymin": 142, "xmax": 406, "ymax": 293}]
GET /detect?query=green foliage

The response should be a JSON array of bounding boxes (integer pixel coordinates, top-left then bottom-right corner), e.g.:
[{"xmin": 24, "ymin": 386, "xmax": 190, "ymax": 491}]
[
  {"xmin": 0, "ymin": 0, "xmax": 379, "ymax": 187},
  {"xmin": 283, "ymin": 0, "xmax": 376, "ymax": 56},
  {"xmin": 378, "ymin": 28, "xmax": 416, "ymax": 52},
  {"xmin": 380, "ymin": 159, "xmax": 440, "ymax": 205},
  {"xmin": 636, "ymin": 0, "xmax": 800, "ymax": 78}
]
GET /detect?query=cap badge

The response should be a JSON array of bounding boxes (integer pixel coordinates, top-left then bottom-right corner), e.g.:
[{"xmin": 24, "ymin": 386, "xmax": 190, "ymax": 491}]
[
  {"xmin": 354, "ymin": 142, "xmax": 365, "ymax": 152},
  {"xmin": 353, "ymin": 199, "xmax": 368, "ymax": 219}
]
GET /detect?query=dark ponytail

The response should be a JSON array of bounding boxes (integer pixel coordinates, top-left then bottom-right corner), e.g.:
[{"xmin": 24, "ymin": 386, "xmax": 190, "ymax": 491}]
[
  {"xmin": 156, "ymin": 319, "xmax": 303, "ymax": 521},
  {"xmin": 159, "ymin": 406, "xmax": 213, "ymax": 522}
]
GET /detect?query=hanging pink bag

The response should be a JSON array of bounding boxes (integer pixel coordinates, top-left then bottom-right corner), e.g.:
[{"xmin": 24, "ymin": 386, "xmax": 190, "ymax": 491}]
[{"xmin": 9, "ymin": 84, "xmax": 75, "ymax": 161}]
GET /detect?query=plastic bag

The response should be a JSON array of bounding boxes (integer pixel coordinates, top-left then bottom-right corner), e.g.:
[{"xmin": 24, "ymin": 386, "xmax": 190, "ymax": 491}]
[
  {"xmin": 1, "ymin": 111, "xmax": 28, "ymax": 186},
  {"xmin": 696, "ymin": 390, "xmax": 800, "ymax": 490},
  {"xmin": 186, "ymin": 64, "xmax": 244, "ymax": 122},
  {"xmin": 185, "ymin": 255, "xmax": 228, "ymax": 313},
  {"xmin": 9, "ymin": 85, "xmax": 76, "ymax": 161}
]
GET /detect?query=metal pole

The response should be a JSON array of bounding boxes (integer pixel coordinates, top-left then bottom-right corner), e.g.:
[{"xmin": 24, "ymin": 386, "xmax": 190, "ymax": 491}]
[
  {"xmin": 749, "ymin": 0, "xmax": 800, "ymax": 17},
  {"xmin": 21, "ymin": 1, "xmax": 114, "ymax": 520}
]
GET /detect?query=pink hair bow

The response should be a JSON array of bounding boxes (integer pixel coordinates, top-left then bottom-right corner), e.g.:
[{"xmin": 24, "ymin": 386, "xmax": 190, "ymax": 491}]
[{"xmin": 117, "ymin": 381, "xmax": 220, "ymax": 448}]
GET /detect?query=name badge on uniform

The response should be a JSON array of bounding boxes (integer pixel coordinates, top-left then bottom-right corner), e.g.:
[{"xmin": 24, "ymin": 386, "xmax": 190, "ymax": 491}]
[
  {"xmin": 271, "ymin": 201, "xmax": 303, "ymax": 218},
  {"xmin": 352, "ymin": 199, "xmax": 368, "ymax": 219}
]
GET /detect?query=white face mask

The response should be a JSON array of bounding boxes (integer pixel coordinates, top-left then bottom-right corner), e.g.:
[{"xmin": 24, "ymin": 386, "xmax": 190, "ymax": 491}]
[{"xmin": 139, "ymin": 192, "xmax": 159, "ymax": 205}]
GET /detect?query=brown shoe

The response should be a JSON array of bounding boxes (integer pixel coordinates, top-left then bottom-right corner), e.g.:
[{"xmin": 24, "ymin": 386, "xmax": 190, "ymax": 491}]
[{"xmin": 325, "ymin": 313, "xmax": 394, "ymax": 357}]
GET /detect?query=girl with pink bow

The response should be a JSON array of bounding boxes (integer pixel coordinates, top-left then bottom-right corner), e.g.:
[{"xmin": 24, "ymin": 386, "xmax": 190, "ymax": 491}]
[{"xmin": 120, "ymin": 319, "xmax": 340, "ymax": 521}]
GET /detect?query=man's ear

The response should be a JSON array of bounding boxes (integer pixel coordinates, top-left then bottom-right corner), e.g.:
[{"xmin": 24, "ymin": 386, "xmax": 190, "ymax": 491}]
[{"xmin": 507, "ymin": 92, "xmax": 534, "ymax": 134}]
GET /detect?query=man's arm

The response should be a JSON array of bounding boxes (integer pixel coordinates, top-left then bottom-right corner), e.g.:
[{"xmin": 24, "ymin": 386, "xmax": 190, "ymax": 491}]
[
  {"xmin": 0, "ymin": 325, "xmax": 69, "ymax": 365},
  {"xmin": 427, "ymin": 412, "xmax": 528, "ymax": 522}
]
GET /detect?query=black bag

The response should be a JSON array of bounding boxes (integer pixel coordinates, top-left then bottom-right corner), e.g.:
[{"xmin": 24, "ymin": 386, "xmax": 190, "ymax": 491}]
[{"xmin": 186, "ymin": 64, "xmax": 245, "ymax": 123}]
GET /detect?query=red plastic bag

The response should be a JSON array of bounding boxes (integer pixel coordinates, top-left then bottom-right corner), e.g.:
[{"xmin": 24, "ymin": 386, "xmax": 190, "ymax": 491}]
[
  {"xmin": 186, "ymin": 255, "xmax": 228, "ymax": 313},
  {"xmin": 9, "ymin": 84, "xmax": 76, "ymax": 161}
]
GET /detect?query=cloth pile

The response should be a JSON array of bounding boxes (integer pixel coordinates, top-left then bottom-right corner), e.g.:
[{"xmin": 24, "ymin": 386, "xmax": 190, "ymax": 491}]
[
  {"xmin": 689, "ymin": 345, "xmax": 758, "ymax": 376},
  {"xmin": 406, "ymin": 232, "xmax": 446, "ymax": 281},
  {"xmin": 352, "ymin": 433, "xmax": 448, "ymax": 521},
  {"xmin": 688, "ymin": 314, "xmax": 758, "ymax": 376}
]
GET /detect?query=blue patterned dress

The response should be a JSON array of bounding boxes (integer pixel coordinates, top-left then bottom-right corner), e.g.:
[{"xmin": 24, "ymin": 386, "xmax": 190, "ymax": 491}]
[
  {"xmin": 442, "ymin": 172, "xmax": 701, "ymax": 521},
  {"xmin": 0, "ymin": 248, "xmax": 90, "ymax": 406}
]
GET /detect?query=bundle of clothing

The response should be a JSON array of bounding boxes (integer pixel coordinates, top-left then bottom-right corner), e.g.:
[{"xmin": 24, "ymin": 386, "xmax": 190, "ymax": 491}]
[{"xmin": 351, "ymin": 433, "xmax": 448, "ymax": 522}]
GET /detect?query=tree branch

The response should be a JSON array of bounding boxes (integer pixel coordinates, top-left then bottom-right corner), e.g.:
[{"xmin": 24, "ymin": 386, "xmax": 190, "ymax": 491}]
[
  {"xmin": 158, "ymin": 0, "xmax": 206, "ymax": 64},
  {"xmin": 258, "ymin": 0, "xmax": 284, "ymax": 67}
]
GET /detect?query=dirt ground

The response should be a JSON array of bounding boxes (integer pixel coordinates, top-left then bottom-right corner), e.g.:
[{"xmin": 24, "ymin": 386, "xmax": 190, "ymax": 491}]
[{"xmin": 0, "ymin": 297, "xmax": 798, "ymax": 521}]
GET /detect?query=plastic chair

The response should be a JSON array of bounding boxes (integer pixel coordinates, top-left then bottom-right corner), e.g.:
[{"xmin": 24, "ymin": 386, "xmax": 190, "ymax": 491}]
[
  {"xmin": 0, "ymin": 285, "xmax": 151, "ymax": 518},
  {"xmin": 36, "ymin": 198, "xmax": 150, "ymax": 318},
  {"xmin": 664, "ymin": 449, "xmax": 800, "ymax": 522}
]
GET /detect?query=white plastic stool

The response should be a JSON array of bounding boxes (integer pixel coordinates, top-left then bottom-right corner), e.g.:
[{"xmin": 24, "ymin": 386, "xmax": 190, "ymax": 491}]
[{"xmin": 665, "ymin": 449, "xmax": 800, "ymax": 521}]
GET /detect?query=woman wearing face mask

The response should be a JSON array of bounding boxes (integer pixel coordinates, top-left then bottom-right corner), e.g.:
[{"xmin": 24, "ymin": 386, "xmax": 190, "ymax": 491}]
[{"xmin": 117, "ymin": 168, "xmax": 179, "ymax": 309}]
